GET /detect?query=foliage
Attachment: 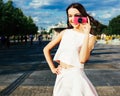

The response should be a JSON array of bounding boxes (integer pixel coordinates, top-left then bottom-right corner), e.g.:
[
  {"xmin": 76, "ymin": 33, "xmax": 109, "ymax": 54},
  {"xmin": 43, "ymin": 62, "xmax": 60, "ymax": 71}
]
[
  {"xmin": 108, "ymin": 15, "xmax": 120, "ymax": 35},
  {"xmin": 85, "ymin": 18, "xmax": 108, "ymax": 35},
  {"xmin": 0, "ymin": 0, "xmax": 38, "ymax": 36},
  {"xmin": 95, "ymin": 21, "xmax": 107, "ymax": 35},
  {"xmin": 98, "ymin": 15, "xmax": 120, "ymax": 35}
]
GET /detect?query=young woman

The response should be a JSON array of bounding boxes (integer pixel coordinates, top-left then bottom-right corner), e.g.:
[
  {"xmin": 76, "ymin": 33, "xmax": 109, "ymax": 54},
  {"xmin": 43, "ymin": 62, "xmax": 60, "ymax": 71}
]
[{"xmin": 43, "ymin": 3, "xmax": 98, "ymax": 96}]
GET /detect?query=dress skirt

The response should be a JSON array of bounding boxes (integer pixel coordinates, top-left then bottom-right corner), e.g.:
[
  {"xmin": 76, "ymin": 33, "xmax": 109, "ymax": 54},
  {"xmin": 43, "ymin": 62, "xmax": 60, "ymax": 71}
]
[{"xmin": 53, "ymin": 67, "xmax": 98, "ymax": 96}]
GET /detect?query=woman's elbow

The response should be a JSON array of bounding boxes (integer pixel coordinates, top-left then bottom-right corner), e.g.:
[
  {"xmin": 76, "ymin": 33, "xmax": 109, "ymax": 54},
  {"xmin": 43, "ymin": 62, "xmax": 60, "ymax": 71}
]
[
  {"xmin": 80, "ymin": 59, "xmax": 88, "ymax": 64},
  {"xmin": 79, "ymin": 56, "xmax": 90, "ymax": 64},
  {"xmin": 43, "ymin": 46, "xmax": 48, "ymax": 53},
  {"xmin": 43, "ymin": 46, "xmax": 51, "ymax": 54},
  {"xmin": 80, "ymin": 59, "xmax": 87, "ymax": 64}
]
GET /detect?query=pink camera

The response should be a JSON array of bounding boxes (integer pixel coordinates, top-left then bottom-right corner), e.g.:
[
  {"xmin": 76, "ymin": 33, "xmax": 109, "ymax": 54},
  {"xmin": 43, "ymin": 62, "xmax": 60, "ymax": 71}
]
[{"xmin": 74, "ymin": 16, "xmax": 88, "ymax": 24}]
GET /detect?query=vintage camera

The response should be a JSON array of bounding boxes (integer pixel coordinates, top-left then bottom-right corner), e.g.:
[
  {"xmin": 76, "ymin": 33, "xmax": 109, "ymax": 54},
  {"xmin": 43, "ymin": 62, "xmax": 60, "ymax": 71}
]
[{"xmin": 74, "ymin": 16, "xmax": 88, "ymax": 24}]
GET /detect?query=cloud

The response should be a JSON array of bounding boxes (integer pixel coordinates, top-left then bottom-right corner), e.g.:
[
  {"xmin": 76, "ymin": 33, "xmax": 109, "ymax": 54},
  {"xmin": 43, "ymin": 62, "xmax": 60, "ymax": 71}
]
[
  {"xmin": 3, "ymin": 0, "xmax": 120, "ymax": 29},
  {"xmin": 33, "ymin": 17, "xmax": 39, "ymax": 22},
  {"xmin": 102, "ymin": 0, "xmax": 118, "ymax": 3},
  {"xmin": 101, "ymin": 13, "xmax": 111, "ymax": 19},
  {"xmin": 29, "ymin": 0, "xmax": 54, "ymax": 8},
  {"xmin": 89, "ymin": 12, "xmax": 96, "ymax": 17}
]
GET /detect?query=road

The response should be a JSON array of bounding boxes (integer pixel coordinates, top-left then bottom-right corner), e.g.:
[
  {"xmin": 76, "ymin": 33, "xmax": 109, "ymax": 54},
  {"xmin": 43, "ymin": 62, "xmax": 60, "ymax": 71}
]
[{"xmin": 0, "ymin": 41, "xmax": 120, "ymax": 96}]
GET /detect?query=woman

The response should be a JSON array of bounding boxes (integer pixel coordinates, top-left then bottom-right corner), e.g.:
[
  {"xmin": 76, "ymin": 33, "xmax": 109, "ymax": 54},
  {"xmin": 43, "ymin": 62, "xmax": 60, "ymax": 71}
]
[{"xmin": 43, "ymin": 2, "xmax": 98, "ymax": 96}]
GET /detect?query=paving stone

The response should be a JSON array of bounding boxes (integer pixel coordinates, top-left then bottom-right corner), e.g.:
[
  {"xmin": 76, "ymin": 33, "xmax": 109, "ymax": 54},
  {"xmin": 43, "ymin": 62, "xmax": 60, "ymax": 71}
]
[
  {"xmin": 96, "ymin": 86, "xmax": 120, "ymax": 96},
  {"xmin": 9, "ymin": 86, "xmax": 120, "ymax": 96},
  {"xmin": 0, "ymin": 42, "xmax": 120, "ymax": 96}
]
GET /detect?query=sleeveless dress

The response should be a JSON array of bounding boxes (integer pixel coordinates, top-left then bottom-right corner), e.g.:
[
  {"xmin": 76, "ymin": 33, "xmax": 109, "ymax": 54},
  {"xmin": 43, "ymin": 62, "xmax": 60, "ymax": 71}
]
[{"xmin": 53, "ymin": 29, "xmax": 98, "ymax": 96}]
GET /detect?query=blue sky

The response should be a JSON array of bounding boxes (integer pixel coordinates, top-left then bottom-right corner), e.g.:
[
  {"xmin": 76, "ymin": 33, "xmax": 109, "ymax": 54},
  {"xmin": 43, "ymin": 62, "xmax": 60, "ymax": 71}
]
[{"xmin": 3, "ymin": 0, "xmax": 120, "ymax": 30}]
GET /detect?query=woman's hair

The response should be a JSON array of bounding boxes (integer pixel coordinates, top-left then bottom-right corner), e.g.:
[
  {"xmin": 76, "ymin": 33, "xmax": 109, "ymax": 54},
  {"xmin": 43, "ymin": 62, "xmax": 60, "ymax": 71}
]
[{"xmin": 66, "ymin": 3, "xmax": 98, "ymax": 35}]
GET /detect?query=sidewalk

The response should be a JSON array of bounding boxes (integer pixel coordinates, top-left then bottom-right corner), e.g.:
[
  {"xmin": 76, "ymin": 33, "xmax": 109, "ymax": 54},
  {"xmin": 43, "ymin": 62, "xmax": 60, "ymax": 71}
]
[
  {"xmin": 0, "ymin": 42, "xmax": 120, "ymax": 96},
  {"xmin": 7, "ymin": 69, "xmax": 120, "ymax": 96}
]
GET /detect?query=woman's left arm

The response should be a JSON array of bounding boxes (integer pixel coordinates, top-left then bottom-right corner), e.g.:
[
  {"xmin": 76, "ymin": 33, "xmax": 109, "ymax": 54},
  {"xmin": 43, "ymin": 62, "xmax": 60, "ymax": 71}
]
[
  {"xmin": 87, "ymin": 35, "xmax": 96, "ymax": 60},
  {"xmin": 79, "ymin": 35, "xmax": 96, "ymax": 63},
  {"xmin": 79, "ymin": 17, "xmax": 96, "ymax": 64}
]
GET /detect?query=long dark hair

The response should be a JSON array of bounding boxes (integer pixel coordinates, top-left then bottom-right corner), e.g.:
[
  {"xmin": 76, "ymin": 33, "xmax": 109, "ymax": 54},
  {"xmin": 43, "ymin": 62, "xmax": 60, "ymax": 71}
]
[{"xmin": 66, "ymin": 3, "xmax": 98, "ymax": 35}]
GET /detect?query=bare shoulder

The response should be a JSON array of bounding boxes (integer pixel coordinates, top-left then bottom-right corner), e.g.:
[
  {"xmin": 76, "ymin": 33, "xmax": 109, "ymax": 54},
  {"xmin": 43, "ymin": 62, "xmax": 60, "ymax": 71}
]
[
  {"xmin": 59, "ymin": 29, "xmax": 67, "ymax": 36},
  {"xmin": 89, "ymin": 34, "xmax": 96, "ymax": 41},
  {"xmin": 89, "ymin": 34, "xmax": 96, "ymax": 50},
  {"xmin": 43, "ymin": 29, "xmax": 67, "ymax": 50}
]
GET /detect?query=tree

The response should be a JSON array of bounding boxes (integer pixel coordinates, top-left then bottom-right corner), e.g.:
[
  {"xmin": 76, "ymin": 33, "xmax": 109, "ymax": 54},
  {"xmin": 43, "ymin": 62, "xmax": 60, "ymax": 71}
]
[
  {"xmin": 94, "ymin": 21, "xmax": 107, "ymax": 35},
  {"xmin": 0, "ymin": 0, "xmax": 4, "ymax": 35},
  {"xmin": 108, "ymin": 15, "xmax": 120, "ymax": 35},
  {"xmin": 12, "ymin": 8, "xmax": 24, "ymax": 36},
  {"xmin": 0, "ymin": 0, "xmax": 38, "ymax": 37},
  {"xmin": 25, "ymin": 16, "xmax": 38, "ymax": 35}
]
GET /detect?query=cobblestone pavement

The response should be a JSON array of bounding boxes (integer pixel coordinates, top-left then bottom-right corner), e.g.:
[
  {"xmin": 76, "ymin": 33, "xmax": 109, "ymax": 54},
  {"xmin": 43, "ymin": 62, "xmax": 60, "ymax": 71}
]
[{"xmin": 0, "ymin": 41, "xmax": 120, "ymax": 96}]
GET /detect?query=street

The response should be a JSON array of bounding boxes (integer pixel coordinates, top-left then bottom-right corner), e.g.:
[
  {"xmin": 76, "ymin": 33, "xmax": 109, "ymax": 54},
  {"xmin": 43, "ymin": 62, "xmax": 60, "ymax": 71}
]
[{"xmin": 0, "ymin": 41, "xmax": 120, "ymax": 96}]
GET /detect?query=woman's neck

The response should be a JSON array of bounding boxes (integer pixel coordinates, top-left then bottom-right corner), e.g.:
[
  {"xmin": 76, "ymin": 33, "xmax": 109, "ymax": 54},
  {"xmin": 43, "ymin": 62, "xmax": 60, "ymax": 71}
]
[{"xmin": 73, "ymin": 28, "xmax": 84, "ymax": 33}]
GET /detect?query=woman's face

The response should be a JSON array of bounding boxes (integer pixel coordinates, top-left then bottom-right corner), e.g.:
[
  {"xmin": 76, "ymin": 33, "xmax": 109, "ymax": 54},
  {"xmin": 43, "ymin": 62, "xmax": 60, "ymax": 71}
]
[{"xmin": 68, "ymin": 8, "xmax": 81, "ymax": 28}]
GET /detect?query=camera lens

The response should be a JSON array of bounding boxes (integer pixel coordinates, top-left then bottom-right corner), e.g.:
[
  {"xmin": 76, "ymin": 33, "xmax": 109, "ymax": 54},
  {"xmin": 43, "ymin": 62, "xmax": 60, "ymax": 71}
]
[{"xmin": 78, "ymin": 18, "xmax": 82, "ymax": 23}]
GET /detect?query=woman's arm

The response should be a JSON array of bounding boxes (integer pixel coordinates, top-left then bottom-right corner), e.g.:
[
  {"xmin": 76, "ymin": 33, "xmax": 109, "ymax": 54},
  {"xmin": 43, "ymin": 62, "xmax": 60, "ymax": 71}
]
[
  {"xmin": 79, "ymin": 17, "xmax": 96, "ymax": 64},
  {"xmin": 43, "ymin": 31, "xmax": 64, "ymax": 74},
  {"xmin": 79, "ymin": 35, "xmax": 96, "ymax": 64}
]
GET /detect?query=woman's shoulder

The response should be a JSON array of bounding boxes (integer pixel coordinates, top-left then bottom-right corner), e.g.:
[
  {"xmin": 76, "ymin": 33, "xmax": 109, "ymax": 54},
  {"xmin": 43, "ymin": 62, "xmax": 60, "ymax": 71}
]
[
  {"xmin": 64, "ymin": 28, "xmax": 72, "ymax": 32},
  {"xmin": 60, "ymin": 28, "xmax": 72, "ymax": 35},
  {"xmin": 61, "ymin": 29, "xmax": 73, "ymax": 35},
  {"xmin": 89, "ymin": 33, "xmax": 95, "ymax": 37},
  {"xmin": 89, "ymin": 34, "xmax": 96, "ymax": 42}
]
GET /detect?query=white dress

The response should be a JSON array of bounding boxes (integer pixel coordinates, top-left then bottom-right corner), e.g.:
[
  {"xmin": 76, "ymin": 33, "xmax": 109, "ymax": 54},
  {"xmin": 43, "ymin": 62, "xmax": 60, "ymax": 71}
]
[{"xmin": 53, "ymin": 29, "xmax": 98, "ymax": 96}]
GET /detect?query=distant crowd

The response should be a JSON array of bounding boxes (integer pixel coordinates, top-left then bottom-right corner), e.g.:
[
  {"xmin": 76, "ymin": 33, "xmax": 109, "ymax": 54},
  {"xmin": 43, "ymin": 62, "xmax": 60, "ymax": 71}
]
[{"xmin": 0, "ymin": 34, "xmax": 44, "ymax": 48}]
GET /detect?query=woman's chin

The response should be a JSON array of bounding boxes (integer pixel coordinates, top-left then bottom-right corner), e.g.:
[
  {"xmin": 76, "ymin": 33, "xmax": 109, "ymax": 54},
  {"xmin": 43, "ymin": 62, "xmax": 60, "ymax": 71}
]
[{"xmin": 72, "ymin": 24, "xmax": 79, "ymax": 28}]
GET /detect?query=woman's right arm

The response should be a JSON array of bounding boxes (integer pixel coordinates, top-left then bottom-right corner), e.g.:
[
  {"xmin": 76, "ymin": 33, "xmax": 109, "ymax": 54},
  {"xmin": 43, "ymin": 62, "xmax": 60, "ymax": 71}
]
[{"xmin": 43, "ymin": 31, "xmax": 64, "ymax": 74}]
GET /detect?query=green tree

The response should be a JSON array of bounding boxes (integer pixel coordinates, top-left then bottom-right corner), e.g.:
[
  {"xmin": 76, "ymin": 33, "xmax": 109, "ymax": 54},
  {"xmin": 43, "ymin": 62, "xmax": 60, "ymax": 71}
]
[
  {"xmin": 94, "ymin": 21, "xmax": 107, "ymax": 35},
  {"xmin": 1, "ymin": 0, "xmax": 15, "ymax": 36},
  {"xmin": 12, "ymin": 8, "xmax": 24, "ymax": 36},
  {"xmin": 0, "ymin": 0, "xmax": 4, "ymax": 35},
  {"xmin": 25, "ymin": 16, "xmax": 38, "ymax": 35},
  {"xmin": 108, "ymin": 15, "xmax": 120, "ymax": 35},
  {"xmin": 0, "ymin": 0, "xmax": 38, "ymax": 37}
]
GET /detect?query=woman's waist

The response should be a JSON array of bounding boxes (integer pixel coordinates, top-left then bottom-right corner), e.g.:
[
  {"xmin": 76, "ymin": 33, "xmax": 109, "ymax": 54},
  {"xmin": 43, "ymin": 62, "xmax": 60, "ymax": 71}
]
[
  {"xmin": 60, "ymin": 61, "xmax": 84, "ymax": 69},
  {"xmin": 60, "ymin": 62, "xmax": 74, "ymax": 69}
]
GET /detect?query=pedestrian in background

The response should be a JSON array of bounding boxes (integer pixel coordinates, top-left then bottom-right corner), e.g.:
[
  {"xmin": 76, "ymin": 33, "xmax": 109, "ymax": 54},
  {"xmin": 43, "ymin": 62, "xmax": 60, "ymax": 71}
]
[
  {"xmin": 43, "ymin": 2, "xmax": 98, "ymax": 96},
  {"xmin": 38, "ymin": 34, "xmax": 42, "ymax": 45},
  {"xmin": 29, "ymin": 34, "xmax": 34, "ymax": 45}
]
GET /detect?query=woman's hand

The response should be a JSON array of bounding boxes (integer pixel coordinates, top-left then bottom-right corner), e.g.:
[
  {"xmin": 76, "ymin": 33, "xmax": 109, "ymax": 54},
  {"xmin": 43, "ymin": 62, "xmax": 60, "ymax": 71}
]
[
  {"xmin": 81, "ymin": 17, "xmax": 91, "ymax": 34},
  {"xmin": 51, "ymin": 65, "xmax": 62, "ymax": 75}
]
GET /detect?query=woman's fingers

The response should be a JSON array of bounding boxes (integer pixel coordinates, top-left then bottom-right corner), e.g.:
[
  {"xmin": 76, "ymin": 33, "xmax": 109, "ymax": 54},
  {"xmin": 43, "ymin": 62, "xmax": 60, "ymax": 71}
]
[
  {"xmin": 87, "ymin": 16, "xmax": 90, "ymax": 24},
  {"xmin": 55, "ymin": 65, "xmax": 62, "ymax": 75}
]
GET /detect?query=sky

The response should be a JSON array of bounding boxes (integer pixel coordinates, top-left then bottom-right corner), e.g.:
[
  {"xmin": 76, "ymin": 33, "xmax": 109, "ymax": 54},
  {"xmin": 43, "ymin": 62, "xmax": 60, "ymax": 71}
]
[{"xmin": 3, "ymin": 0, "xmax": 120, "ymax": 31}]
